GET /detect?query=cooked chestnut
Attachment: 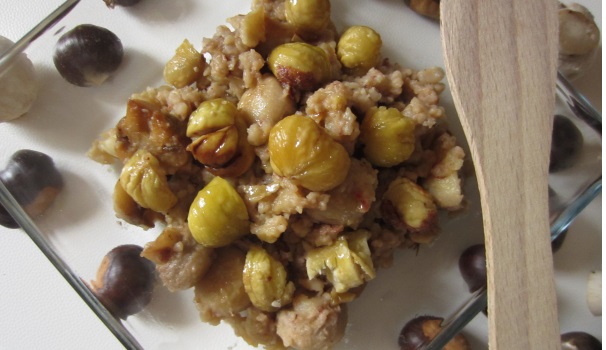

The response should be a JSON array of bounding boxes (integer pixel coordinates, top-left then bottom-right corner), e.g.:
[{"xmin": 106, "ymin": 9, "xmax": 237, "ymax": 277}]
[
  {"xmin": 398, "ymin": 315, "xmax": 470, "ymax": 350},
  {"xmin": 561, "ymin": 331, "xmax": 602, "ymax": 350},
  {"xmin": 0, "ymin": 150, "xmax": 64, "ymax": 229},
  {"xmin": 550, "ymin": 115, "xmax": 583, "ymax": 173},
  {"xmin": 103, "ymin": 0, "xmax": 141, "ymax": 8},
  {"xmin": 90, "ymin": 244, "xmax": 155, "ymax": 319},
  {"xmin": 53, "ymin": 24, "xmax": 123, "ymax": 87},
  {"xmin": 458, "ymin": 244, "xmax": 486, "ymax": 293}
]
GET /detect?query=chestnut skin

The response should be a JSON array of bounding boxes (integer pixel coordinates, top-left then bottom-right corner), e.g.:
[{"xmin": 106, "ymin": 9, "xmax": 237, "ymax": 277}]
[
  {"xmin": 561, "ymin": 332, "xmax": 602, "ymax": 350},
  {"xmin": 91, "ymin": 244, "xmax": 155, "ymax": 319},
  {"xmin": 398, "ymin": 315, "xmax": 470, "ymax": 350},
  {"xmin": 0, "ymin": 150, "xmax": 64, "ymax": 228}
]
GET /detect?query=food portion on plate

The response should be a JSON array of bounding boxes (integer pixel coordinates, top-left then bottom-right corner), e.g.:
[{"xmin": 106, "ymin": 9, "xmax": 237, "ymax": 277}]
[{"xmin": 87, "ymin": 0, "xmax": 468, "ymax": 348}]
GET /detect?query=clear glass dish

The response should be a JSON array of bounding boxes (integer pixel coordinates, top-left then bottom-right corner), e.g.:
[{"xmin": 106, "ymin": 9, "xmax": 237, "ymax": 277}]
[{"xmin": 0, "ymin": 1, "xmax": 601, "ymax": 349}]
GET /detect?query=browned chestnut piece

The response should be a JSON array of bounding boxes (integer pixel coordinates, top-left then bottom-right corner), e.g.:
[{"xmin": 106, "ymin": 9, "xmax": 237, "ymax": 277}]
[
  {"xmin": 91, "ymin": 244, "xmax": 155, "ymax": 319},
  {"xmin": 103, "ymin": 0, "xmax": 141, "ymax": 8},
  {"xmin": 561, "ymin": 332, "xmax": 602, "ymax": 350},
  {"xmin": 398, "ymin": 315, "xmax": 470, "ymax": 350},
  {"xmin": 458, "ymin": 244, "xmax": 486, "ymax": 293},
  {"xmin": 0, "ymin": 150, "xmax": 64, "ymax": 229}
]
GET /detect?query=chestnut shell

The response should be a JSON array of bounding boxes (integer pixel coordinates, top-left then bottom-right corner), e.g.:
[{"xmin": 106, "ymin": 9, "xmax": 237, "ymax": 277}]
[
  {"xmin": 458, "ymin": 244, "xmax": 487, "ymax": 293},
  {"xmin": 91, "ymin": 244, "xmax": 155, "ymax": 319},
  {"xmin": 398, "ymin": 315, "xmax": 470, "ymax": 350},
  {"xmin": 53, "ymin": 24, "xmax": 123, "ymax": 87},
  {"xmin": 399, "ymin": 315, "xmax": 444, "ymax": 349},
  {"xmin": 561, "ymin": 332, "xmax": 602, "ymax": 350},
  {"xmin": 0, "ymin": 150, "xmax": 64, "ymax": 228}
]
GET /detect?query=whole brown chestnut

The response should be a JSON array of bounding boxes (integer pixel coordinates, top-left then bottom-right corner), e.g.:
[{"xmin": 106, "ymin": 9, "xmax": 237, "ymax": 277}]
[
  {"xmin": 0, "ymin": 150, "xmax": 64, "ymax": 228},
  {"xmin": 458, "ymin": 244, "xmax": 486, "ymax": 293},
  {"xmin": 90, "ymin": 244, "xmax": 155, "ymax": 319},
  {"xmin": 561, "ymin": 331, "xmax": 602, "ymax": 350},
  {"xmin": 398, "ymin": 315, "xmax": 470, "ymax": 350},
  {"xmin": 53, "ymin": 24, "xmax": 123, "ymax": 87}
]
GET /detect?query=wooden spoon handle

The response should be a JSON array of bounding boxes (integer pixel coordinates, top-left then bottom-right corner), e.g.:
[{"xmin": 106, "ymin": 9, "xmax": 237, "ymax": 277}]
[{"xmin": 440, "ymin": 0, "xmax": 560, "ymax": 348}]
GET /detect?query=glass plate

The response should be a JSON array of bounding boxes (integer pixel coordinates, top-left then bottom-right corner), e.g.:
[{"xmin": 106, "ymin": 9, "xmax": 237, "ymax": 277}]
[{"xmin": 0, "ymin": 0, "xmax": 601, "ymax": 349}]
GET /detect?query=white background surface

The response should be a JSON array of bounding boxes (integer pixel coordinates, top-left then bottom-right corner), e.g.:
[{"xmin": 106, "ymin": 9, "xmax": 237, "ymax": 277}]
[{"xmin": 0, "ymin": 1, "xmax": 602, "ymax": 349}]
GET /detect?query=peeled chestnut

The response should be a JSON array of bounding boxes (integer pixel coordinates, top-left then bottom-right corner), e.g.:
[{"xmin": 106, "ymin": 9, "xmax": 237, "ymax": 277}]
[
  {"xmin": 398, "ymin": 315, "xmax": 470, "ymax": 350},
  {"xmin": 0, "ymin": 150, "xmax": 64, "ymax": 229},
  {"xmin": 458, "ymin": 244, "xmax": 486, "ymax": 293},
  {"xmin": 550, "ymin": 115, "xmax": 583, "ymax": 173},
  {"xmin": 90, "ymin": 244, "xmax": 155, "ymax": 319},
  {"xmin": 103, "ymin": 0, "xmax": 141, "ymax": 8},
  {"xmin": 561, "ymin": 332, "xmax": 602, "ymax": 350},
  {"xmin": 53, "ymin": 24, "xmax": 123, "ymax": 87}
]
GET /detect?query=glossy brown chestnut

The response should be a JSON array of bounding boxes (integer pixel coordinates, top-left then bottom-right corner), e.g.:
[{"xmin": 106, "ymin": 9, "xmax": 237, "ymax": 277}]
[
  {"xmin": 398, "ymin": 315, "xmax": 470, "ymax": 350},
  {"xmin": 90, "ymin": 244, "xmax": 155, "ymax": 319},
  {"xmin": 0, "ymin": 150, "xmax": 64, "ymax": 228},
  {"xmin": 561, "ymin": 331, "xmax": 602, "ymax": 350},
  {"xmin": 458, "ymin": 244, "xmax": 486, "ymax": 293},
  {"xmin": 53, "ymin": 24, "xmax": 123, "ymax": 87}
]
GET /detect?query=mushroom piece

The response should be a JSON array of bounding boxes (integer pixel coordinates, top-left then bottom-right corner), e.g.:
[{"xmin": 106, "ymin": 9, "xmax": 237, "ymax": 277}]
[{"xmin": 558, "ymin": 3, "xmax": 600, "ymax": 79}]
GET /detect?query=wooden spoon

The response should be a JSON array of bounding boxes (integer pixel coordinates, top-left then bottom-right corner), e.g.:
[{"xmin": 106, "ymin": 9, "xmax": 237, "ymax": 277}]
[{"xmin": 440, "ymin": 1, "xmax": 560, "ymax": 348}]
